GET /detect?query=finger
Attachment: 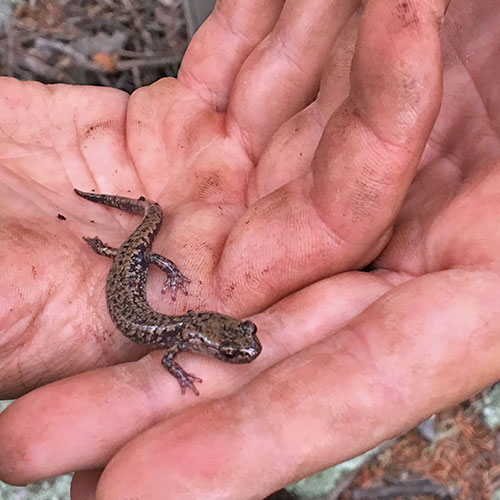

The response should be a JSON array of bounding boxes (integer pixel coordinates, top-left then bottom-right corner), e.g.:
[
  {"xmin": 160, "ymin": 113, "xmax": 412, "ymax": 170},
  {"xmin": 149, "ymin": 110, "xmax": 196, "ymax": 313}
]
[
  {"xmin": 219, "ymin": 0, "xmax": 445, "ymax": 313},
  {"xmin": 254, "ymin": 10, "xmax": 361, "ymax": 196},
  {"xmin": 95, "ymin": 268, "xmax": 500, "ymax": 500},
  {"xmin": 228, "ymin": 0, "xmax": 360, "ymax": 160},
  {"xmin": 178, "ymin": 0, "xmax": 285, "ymax": 110},
  {"xmin": 0, "ymin": 272, "xmax": 389, "ymax": 484},
  {"xmin": 71, "ymin": 470, "xmax": 102, "ymax": 500}
]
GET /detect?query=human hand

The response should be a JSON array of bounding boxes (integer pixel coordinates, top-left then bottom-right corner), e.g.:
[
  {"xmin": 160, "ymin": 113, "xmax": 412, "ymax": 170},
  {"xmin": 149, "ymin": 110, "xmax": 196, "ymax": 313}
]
[{"xmin": 2, "ymin": 0, "xmax": 498, "ymax": 498}]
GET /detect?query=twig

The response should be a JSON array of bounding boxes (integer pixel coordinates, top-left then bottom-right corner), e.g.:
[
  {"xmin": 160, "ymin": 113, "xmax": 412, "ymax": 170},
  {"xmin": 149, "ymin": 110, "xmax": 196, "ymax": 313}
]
[
  {"xmin": 22, "ymin": 54, "xmax": 72, "ymax": 81},
  {"xmin": 321, "ymin": 438, "xmax": 399, "ymax": 500},
  {"xmin": 352, "ymin": 478, "xmax": 460, "ymax": 500},
  {"xmin": 6, "ymin": 21, "xmax": 15, "ymax": 76},
  {"xmin": 115, "ymin": 54, "xmax": 184, "ymax": 71},
  {"xmin": 35, "ymin": 38, "xmax": 100, "ymax": 71},
  {"xmin": 323, "ymin": 470, "xmax": 360, "ymax": 500},
  {"xmin": 36, "ymin": 38, "xmax": 183, "ymax": 73},
  {"xmin": 130, "ymin": 64, "xmax": 141, "ymax": 88}
]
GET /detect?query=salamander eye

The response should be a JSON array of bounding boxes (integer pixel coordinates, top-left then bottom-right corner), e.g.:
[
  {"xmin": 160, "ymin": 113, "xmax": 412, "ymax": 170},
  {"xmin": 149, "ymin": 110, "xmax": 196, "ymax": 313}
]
[
  {"xmin": 240, "ymin": 320, "xmax": 257, "ymax": 335},
  {"xmin": 220, "ymin": 341, "xmax": 238, "ymax": 358}
]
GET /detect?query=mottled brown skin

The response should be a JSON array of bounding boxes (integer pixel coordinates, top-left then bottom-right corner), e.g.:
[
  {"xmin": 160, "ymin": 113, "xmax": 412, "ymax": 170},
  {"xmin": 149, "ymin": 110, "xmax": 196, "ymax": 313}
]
[{"xmin": 74, "ymin": 189, "xmax": 261, "ymax": 395}]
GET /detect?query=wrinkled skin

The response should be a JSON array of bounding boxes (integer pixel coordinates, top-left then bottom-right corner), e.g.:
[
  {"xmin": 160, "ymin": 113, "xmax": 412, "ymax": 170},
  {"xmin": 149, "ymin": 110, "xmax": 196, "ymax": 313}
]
[{"xmin": 0, "ymin": 0, "xmax": 499, "ymax": 499}]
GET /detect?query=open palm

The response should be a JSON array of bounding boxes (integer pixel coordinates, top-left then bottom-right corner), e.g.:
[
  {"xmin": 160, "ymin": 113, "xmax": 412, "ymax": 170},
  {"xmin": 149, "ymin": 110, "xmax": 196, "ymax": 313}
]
[{"xmin": 1, "ymin": 0, "xmax": 499, "ymax": 499}]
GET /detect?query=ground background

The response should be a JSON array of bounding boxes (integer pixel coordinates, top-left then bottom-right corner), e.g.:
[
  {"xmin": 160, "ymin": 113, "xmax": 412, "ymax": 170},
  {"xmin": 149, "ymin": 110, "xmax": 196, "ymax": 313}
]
[{"xmin": 1, "ymin": 1, "xmax": 500, "ymax": 499}]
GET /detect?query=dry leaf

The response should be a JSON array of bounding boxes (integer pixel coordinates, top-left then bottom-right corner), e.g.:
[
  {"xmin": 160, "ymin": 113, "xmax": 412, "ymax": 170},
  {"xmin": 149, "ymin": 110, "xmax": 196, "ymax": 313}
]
[{"xmin": 92, "ymin": 52, "xmax": 118, "ymax": 73}]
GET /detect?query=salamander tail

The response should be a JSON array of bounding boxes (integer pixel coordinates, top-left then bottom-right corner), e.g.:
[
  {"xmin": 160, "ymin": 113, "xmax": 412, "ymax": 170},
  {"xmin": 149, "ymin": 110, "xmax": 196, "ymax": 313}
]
[{"xmin": 74, "ymin": 189, "xmax": 149, "ymax": 215}]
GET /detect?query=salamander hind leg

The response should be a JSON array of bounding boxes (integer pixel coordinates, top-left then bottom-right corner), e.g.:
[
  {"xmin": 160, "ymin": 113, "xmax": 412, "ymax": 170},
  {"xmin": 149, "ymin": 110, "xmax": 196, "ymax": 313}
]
[
  {"xmin": 83, "ymin": 236, "xmax": 118, "ymax": 258},
  {"xmin": 161, "ymin": 347, "xmax": 202, "ymax": 396},
  {"xmin": 149, "ymin": 253, "xmax": 191, "ymax": 301},
  {"xmin": 82, "ymin": 236, "xmax": 190, "ymax": 299}
]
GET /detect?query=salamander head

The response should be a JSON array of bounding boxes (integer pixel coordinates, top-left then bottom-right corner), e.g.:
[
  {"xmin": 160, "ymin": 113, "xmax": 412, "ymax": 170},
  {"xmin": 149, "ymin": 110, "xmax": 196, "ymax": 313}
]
[{"xmin": 182, "ymin": 312, "xmax": 261, "ymax": 364}]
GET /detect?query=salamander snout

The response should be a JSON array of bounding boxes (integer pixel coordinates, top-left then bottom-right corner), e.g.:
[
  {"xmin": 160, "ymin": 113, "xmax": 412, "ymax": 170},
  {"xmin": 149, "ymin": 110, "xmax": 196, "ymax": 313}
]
[
  {"xmin": 234, "ymin": 320, "xmax": 261, "ymax": 362},
  {"xmin": 216, "ymin": 319, "xmax": 261, "ymax": 363}
]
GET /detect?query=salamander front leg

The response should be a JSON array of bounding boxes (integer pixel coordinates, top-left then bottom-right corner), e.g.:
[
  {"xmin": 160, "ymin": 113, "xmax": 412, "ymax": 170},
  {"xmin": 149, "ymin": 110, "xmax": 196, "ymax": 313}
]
[
  {"xmin": 83, "ymin": 236, "xmax": 117, "ymax": 258},
  {"xmin": 161, "ymin": 346, "xmax": 202, "ymax": 396}
]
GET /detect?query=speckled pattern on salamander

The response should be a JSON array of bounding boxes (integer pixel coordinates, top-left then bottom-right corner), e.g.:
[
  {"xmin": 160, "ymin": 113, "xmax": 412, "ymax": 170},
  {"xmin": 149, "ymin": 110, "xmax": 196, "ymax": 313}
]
[{"xmin": 74, "ymin": 189, "xmax": 261, "ymax": 395}]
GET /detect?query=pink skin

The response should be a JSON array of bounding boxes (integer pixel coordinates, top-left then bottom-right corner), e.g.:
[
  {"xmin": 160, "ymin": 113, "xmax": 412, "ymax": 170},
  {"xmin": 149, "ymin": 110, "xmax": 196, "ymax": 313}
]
[{"xmin": 1, "ymin": 0, "xmax": 500, "ymax": 499}]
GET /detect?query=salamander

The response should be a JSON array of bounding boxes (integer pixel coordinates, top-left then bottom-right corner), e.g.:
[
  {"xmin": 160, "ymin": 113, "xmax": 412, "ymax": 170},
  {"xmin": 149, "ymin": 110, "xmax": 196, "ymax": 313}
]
[{"xmin": 74, "ymin": 189, "xmax": 261, "ymax": 395}]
